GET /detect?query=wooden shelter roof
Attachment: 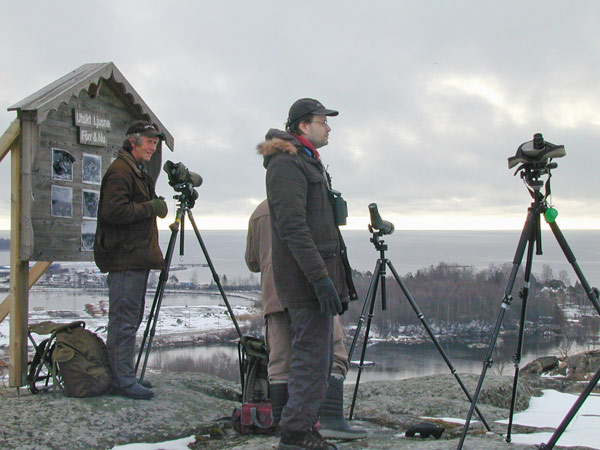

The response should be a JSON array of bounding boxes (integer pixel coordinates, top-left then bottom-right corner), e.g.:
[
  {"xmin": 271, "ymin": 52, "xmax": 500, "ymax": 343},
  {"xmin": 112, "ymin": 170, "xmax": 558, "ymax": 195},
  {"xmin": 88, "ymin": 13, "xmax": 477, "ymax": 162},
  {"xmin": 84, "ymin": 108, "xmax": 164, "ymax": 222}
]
[{"xmin": 8, "ymin": 62, "xmax": 174, "ymax": 151}]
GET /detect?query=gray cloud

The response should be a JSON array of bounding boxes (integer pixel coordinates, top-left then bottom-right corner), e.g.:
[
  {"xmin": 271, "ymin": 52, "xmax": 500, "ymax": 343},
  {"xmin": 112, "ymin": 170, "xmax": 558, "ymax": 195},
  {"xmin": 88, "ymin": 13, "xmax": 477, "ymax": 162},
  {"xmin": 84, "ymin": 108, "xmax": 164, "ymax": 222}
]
[{"xmin": 1, "ymin": 1, "xmax": 599, "ymax": 230}]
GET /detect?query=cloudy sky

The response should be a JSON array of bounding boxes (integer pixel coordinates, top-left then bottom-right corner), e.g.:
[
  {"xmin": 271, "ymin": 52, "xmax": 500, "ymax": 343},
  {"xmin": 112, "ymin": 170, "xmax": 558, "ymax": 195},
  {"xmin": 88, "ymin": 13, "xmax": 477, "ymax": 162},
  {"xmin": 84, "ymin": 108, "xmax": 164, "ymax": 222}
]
[{"xmin": 1, "ymin": 1, "xmax": 599, "ymax": 230}]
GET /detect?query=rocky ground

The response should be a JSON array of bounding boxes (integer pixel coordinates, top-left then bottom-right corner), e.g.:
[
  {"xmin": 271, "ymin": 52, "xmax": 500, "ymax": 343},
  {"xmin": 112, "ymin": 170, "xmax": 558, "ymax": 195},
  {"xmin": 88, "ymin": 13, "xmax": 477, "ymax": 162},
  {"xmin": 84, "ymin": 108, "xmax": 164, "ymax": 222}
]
[{"xmin": 1, "ymin": 362, "xmax": 598, "ymax": 450}]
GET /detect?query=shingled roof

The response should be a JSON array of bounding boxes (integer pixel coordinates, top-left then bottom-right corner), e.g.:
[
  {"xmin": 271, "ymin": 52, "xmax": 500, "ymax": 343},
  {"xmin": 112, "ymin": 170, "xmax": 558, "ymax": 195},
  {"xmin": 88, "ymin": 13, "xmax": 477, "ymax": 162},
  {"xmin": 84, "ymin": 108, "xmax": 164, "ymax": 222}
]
[{"xmin": 8, "ymin": 62, "xmax": 174, "ymax": 150}]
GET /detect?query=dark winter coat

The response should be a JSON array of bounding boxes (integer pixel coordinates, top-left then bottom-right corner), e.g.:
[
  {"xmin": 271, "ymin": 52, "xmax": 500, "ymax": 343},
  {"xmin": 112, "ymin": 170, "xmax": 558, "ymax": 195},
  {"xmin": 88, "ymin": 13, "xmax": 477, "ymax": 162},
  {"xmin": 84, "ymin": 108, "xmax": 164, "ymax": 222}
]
[
  {"xmin": 257, "ymin": 129, "xmax": 357, "ymax": 309},
  {"xmin": 93, "ymin": 150, "xmax": 165, "ymax": 273}
]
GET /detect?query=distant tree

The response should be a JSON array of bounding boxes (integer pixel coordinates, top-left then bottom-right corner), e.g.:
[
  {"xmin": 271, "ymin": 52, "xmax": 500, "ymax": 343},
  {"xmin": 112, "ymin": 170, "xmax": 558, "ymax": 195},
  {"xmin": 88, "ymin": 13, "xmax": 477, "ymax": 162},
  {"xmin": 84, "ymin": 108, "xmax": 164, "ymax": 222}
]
[
  {"xmin": 558, "ymin": 269, "xmax": 571, "ymax": 287},
  {"xmin": 341, "ymin": 261, "xmax": 571, "ymax": 340},
  {"xmin": 541, "ymin": 264, "xmax": 554, "ymax": 283}
]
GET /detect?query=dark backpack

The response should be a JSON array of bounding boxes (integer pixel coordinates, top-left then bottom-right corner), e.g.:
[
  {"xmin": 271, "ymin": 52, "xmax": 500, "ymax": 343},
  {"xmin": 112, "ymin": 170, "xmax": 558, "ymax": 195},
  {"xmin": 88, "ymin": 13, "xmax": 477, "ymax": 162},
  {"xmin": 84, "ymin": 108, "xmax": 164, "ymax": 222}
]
[{"xmin": 52, "ymin": 321, "xmax": 110, "ymax": 397}]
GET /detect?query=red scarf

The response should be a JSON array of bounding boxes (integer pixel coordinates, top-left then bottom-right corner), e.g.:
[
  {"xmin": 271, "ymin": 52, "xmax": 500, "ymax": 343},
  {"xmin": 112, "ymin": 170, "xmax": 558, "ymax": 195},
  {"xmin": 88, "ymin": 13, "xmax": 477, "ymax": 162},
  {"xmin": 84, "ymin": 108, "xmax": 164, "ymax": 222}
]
[{"xmin": 292, "ymin": 134, "xmax": 320, "ymax": 161}]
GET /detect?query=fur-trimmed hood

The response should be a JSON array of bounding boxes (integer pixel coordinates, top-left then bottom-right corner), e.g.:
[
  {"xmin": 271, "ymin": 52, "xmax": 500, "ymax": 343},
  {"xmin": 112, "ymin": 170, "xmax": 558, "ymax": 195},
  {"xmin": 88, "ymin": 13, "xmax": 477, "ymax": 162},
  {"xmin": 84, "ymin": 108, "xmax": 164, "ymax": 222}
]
[{"xmin": 256, "ymin": 129, "xmax": 301, "ymax": 167}]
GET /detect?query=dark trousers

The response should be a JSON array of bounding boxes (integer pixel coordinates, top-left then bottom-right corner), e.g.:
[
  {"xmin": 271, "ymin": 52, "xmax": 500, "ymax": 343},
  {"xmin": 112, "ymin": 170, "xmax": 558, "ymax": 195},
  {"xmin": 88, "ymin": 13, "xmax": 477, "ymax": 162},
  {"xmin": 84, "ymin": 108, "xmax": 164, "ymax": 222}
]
[
  {"xmin": 106, "ymin": 270, "xmax": 149, "ymax": 388},
  {"xmin": 279, "ymin": 307, "xmax": 333, "ymax": 432}
]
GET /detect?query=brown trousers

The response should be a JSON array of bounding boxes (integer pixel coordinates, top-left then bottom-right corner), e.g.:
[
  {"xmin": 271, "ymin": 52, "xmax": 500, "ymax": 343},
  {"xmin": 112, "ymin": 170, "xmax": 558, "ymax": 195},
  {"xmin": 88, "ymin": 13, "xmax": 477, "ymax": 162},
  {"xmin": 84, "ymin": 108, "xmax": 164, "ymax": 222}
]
[{"xmin": 265, "ymin": 311, "xmax": 349, "ymax": 383}]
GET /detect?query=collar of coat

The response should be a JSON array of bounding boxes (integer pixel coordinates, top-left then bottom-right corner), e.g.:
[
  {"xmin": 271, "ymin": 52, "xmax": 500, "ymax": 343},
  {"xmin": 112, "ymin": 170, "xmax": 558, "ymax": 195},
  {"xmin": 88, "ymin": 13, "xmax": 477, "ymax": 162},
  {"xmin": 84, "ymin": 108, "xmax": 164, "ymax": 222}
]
[
  {"xmin": 256, "ymin": 128, "xmax": 300, "ymax": 158},
  {"xmin": 117, "ymin": 149, "xmax": 147, "ymax": 178}
]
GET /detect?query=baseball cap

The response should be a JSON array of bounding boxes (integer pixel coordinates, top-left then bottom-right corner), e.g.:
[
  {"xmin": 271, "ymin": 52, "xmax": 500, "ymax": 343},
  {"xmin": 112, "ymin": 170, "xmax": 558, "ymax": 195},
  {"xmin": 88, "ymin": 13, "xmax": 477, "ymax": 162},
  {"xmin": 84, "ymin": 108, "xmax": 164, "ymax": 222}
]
[
  {"xmin": 126, "ymin": 120, "xmax": 165, "ymax": 139},
  {"xmin": 287, "ymin": 98, "xmax": 339, "ymax": 125}
]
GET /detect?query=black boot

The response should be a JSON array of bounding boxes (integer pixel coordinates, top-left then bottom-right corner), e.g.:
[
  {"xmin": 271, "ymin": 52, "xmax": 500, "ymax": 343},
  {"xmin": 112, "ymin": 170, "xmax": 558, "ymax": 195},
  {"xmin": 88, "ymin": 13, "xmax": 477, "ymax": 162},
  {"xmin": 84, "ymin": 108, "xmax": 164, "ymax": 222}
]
[
  {"xmin": 319, "ymin": 376, "xmax": 367, "ymax": 439},
  {"xmin": 270, "ymin": 382, "xmax": 288, "ymax": 432}
]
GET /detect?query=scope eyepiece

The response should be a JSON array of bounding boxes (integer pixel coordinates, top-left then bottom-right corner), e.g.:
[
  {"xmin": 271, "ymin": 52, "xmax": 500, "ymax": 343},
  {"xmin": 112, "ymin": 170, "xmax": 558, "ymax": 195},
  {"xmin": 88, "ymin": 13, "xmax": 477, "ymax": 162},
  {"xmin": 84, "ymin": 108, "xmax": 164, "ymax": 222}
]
[{"xmin": 533, "ymin": 133, "xmax": 544, "ymax": 150}]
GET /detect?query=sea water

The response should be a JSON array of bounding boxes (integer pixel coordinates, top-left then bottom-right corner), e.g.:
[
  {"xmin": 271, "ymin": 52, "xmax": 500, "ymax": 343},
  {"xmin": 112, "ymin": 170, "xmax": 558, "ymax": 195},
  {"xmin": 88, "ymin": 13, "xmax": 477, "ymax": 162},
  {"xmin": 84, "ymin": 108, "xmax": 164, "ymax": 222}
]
[
  {"xmin": 1, "ymin": 229, "xmax": 599, "ymax": 286},
  {"xmin": 150, "ymin": 229, "xmax": 600, "ymax": 287}
]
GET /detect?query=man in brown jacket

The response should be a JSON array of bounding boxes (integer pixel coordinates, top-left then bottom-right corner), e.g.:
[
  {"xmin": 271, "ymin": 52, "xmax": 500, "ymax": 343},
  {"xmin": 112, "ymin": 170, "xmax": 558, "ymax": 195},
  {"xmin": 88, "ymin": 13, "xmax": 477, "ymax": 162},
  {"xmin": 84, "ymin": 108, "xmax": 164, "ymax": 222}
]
[
  {"xmin": 94, "ymin": 120, "xmax": 168, "ymax": 400},
  {"xmin": 245, "ymin": 199, "xmax": 366, "ymax": 440}
]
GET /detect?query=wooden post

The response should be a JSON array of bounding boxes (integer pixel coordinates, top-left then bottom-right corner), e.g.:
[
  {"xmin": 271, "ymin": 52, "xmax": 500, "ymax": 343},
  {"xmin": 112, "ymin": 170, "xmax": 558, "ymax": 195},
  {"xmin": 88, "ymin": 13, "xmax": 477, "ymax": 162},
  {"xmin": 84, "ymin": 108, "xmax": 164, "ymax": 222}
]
[
  {"xmin": 9, "ymin": 134, "xmax": 27, "ymax": 387},
  {"xmin": 8, "ymin": 113, "xmax": 35, "ymax": 387}
]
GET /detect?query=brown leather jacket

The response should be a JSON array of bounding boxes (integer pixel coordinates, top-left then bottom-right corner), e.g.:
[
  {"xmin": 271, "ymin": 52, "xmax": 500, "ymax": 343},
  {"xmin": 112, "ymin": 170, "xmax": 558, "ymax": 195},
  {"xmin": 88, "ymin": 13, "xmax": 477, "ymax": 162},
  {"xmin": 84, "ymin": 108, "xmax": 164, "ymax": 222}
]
[
  {"xmin": 257, "ymin": 129, "xmax": 357, "ymax": 309},
  {"xmin": 93, "ymin": 150, "xmax": 165, "ymax": 273}
]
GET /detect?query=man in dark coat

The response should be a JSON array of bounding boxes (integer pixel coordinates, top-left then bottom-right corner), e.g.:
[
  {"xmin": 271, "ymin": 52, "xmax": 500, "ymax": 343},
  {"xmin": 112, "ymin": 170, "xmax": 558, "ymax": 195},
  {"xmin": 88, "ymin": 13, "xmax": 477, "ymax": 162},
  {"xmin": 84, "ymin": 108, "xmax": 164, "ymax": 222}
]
[
  {"xmin": 94, "ymin": 120, "xmax": 168, "ymax": 400},
  {"xmin": 245, "ymin": 199, "xmax": 366, "ymax": 440},
  {"xmin": 257, "ymin": 98, "xmax": 358, "ymax": 449}
]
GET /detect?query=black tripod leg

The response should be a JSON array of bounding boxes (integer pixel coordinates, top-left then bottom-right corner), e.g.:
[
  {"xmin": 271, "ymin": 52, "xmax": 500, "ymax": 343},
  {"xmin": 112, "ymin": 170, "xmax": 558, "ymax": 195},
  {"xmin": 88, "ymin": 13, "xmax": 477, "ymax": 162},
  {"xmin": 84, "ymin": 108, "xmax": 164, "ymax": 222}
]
[
  {"xmin": 507, "ymin": 223, "xmax": 537, "ymax": 442},
  {"xmin": 186, "ymin": 210, "xmax": 242, "ymax": 338},
  {"xmin": 348, "ymin": 259, "xmax": 383, "ymax": 361},
  {"xmin": 135, "ymin": 213, "xmax": 181, "ymax": 379},
  {"xmin": 539, "ymin": 366, "xmax": 600, "ymax": 449},
  {"xmin": 349, "ymin": 259, "xmax": 383, "ymax": 420},
  {"xmin": 386, "ymin": 260, "xmax": 492, "ymax": 431},
  {"xmin": 548, "ymin": 221, "xmax": 600, "ymax": 315},
  {"xmin": 457, "ymin": 207, "xmax": 535, "ymax": 450}
]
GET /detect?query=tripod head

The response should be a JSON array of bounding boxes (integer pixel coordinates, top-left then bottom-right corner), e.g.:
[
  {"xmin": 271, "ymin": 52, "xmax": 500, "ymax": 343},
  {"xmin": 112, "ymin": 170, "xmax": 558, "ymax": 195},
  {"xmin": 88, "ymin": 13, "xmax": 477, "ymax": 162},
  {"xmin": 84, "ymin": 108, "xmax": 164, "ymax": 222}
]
[
  {"xmin": 508, "ymin": 133, "xmax": 565, "ymax": 192},
  {"xmin": 171, "ymin": 181, "xmax": 199, "ymax": 209},
  {"xmin": 163, "ymin": 160, "xmax": 203, "ymax": 210},
  {"xmin": 508, "ymin": 134, "xmax": 566, "ymax": 253}
]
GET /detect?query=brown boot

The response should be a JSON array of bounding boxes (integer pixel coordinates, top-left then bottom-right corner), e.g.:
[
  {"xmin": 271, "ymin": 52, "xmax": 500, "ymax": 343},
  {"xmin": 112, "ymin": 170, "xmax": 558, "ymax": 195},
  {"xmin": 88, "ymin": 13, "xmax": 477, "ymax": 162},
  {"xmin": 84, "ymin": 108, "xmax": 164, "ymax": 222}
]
[{"xmin": 279, "ymin": 428, "xmax": 337, "ymax": 450}]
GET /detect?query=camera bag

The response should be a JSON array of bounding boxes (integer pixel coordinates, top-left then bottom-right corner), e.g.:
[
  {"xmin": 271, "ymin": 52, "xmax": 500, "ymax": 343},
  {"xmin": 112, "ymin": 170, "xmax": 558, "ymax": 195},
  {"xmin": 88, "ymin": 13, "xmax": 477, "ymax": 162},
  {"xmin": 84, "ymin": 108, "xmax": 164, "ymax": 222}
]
[{"xmin": 232, "ymin": 401, "xmax": 275, "ymax": 435}]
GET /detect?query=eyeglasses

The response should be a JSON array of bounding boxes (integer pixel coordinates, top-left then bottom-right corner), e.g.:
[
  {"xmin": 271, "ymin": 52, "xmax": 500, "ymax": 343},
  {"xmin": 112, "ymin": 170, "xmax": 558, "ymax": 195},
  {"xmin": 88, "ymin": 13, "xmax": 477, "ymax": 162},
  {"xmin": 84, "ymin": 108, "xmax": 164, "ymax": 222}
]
[{"xmin": 311, "ymin": 119, "xmax": 329, "ymax": 126}]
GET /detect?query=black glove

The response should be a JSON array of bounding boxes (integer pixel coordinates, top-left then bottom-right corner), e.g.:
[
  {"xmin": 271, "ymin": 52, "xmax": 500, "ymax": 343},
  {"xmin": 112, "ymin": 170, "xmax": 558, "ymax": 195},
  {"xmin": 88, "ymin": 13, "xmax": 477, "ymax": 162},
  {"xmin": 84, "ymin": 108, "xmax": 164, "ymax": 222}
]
[
  {"xmin": 149, "ymin": 198, "xmax": 168, "ymax": 218},
  {"xmin": 312, "ymin": 276, "xmax": 343, "ymax": 317},
  {"xmin": 341, "ymin": 301, "xmax": 349, "ymax": 314}
]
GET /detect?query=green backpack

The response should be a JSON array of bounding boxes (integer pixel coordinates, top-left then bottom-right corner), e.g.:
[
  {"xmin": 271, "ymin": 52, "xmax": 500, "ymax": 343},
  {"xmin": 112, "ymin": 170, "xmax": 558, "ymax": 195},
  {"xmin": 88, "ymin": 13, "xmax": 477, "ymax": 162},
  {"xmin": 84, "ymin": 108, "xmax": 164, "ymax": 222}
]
[{"xmin": 52, "ymin": 321, "xmax": 111, "ymax": 397}]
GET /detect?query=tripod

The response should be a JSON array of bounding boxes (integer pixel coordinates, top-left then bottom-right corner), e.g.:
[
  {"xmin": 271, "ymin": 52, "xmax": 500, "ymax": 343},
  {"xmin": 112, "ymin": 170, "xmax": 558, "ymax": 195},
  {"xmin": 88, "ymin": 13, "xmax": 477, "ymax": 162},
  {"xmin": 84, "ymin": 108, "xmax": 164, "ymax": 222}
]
[
  {"xmin": 457, "ymin": 160, "xmax": 600, "ymax": 449},
  {"xmin": 135, "ymin": 189, "xmax": 242, "ymax": 382},
  {"xmin": 347, "ymin": 204, "xmax": 491, "ymax": 431}
]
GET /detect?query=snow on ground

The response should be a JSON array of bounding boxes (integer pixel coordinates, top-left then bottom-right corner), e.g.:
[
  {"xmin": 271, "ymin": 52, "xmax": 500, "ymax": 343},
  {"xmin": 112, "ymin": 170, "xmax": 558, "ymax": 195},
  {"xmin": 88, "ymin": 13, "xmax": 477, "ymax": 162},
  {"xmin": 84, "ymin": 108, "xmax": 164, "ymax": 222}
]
[
  {"xmin": 420, "ymin": 416, "xmax": 479, "ymax": 425},
  {"xmin": 111, "ymin": 435, "xmax": 196, "ymax": 450},
  {"xmin": 496, "ymin": 389, "xmax": 600, "ymax": 449},
  {"xmin": 0, "ymin": 301, "xmax": 258, "ymax": 355}
]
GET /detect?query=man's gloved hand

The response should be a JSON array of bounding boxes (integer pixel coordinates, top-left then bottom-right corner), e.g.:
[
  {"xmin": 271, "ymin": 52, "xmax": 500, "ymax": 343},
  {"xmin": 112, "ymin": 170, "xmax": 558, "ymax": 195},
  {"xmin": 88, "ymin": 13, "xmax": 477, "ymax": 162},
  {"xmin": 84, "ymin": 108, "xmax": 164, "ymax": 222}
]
[
  {"xmin": 149, "ymin": 198, "xmax": 168, "ymax": 218},
  {"xmin": 340, "ymin": 301, "xmax": 349, "ymax": 314},
  {"xmin": 312, "ymin": 276, "xmax": 343, "ymax": 317}
]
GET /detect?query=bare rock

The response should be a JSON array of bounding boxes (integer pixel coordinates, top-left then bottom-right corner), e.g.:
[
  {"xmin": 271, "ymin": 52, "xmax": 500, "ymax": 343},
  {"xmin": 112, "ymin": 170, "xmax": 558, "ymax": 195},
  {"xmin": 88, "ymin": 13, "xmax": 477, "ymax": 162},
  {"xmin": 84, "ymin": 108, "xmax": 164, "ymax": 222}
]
[
  {"xmin": 0, "ymin": 371, "xmax": 592, "ymax": 449},
  {"xmin": 521, "ymin": 356, "xmax": 559, "ymax": 376}
]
